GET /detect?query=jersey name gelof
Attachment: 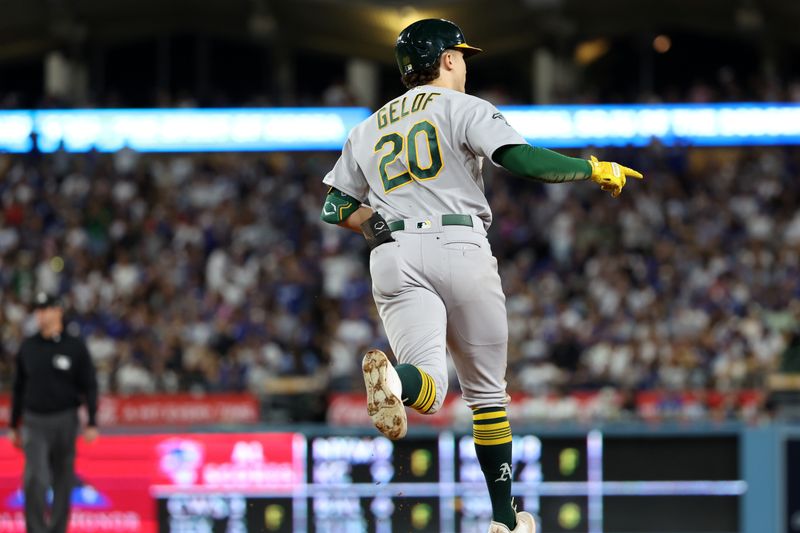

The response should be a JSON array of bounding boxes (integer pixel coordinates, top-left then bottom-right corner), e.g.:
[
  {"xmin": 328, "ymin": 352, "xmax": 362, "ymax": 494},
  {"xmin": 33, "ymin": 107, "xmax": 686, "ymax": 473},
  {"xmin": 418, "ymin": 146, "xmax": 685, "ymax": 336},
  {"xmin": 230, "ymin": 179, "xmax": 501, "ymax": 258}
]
[{"xmin": 377, "ymin": 92, "xmax": 440, "ymax": 129}]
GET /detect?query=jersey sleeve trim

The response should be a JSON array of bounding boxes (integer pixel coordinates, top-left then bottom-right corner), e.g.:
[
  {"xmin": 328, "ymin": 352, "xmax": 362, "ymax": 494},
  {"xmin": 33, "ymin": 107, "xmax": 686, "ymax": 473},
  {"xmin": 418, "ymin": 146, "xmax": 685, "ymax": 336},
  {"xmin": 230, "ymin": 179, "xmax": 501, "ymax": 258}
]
[
  {"xmin": 320, "ymin": 177, "xmax": 367, "ymax": 205},
  {"xmin": 321, "ymin": 135, "xmax": 371, "ymax": 204},
  {"xmin": 460, "ymin": 94, "xmax": 527, "ymax": 166}
]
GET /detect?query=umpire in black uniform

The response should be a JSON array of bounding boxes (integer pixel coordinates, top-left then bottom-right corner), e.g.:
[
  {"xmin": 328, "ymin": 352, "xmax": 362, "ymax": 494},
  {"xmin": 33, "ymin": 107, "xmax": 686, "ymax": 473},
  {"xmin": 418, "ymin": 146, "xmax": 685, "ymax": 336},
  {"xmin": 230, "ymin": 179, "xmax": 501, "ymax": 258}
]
[{"xmin": 8, "ymin": 292, "xmax": 98, "ymax": 533}]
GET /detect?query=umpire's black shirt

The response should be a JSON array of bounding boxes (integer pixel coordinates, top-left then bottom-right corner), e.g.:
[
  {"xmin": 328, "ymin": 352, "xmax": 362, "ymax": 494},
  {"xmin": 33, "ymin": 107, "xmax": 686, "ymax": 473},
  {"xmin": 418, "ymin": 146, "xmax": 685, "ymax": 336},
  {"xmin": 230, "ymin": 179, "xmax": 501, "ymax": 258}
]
[{"xmin": 10, "ymin": 332, "xmax": 98, "ymax": 428}]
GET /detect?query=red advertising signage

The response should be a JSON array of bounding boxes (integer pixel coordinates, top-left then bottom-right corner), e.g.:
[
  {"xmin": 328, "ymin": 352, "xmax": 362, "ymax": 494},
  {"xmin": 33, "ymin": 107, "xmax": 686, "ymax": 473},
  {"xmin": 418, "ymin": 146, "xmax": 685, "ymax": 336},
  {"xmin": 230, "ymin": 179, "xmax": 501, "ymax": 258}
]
[
  {"xmin": 327, "ymin": 390, "xmax": 765, "ymax": 427},
  {"xmin": 0, "ymin": 394, "xmax": 259, "ymax": 427},
  {"xmin": 0, "ymin": 433, "xmax": 302, "ymax": 533}
]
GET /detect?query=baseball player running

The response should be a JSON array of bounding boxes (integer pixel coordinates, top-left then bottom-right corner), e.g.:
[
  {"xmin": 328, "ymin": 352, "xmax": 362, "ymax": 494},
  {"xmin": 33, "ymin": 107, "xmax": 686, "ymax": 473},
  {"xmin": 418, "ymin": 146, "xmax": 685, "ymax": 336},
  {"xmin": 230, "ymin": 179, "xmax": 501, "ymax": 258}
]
[{"xmin": 320, "ymin": 18, "xmax": 642, "ymax": 533}]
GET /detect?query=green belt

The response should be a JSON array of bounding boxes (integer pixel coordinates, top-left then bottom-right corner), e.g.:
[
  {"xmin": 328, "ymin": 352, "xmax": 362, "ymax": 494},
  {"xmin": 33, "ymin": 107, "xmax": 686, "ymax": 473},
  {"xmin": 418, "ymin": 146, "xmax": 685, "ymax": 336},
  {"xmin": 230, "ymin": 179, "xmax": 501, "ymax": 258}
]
[{"xmin": 388, "ymin": 214, "xmax": 473, "ymax": 232}]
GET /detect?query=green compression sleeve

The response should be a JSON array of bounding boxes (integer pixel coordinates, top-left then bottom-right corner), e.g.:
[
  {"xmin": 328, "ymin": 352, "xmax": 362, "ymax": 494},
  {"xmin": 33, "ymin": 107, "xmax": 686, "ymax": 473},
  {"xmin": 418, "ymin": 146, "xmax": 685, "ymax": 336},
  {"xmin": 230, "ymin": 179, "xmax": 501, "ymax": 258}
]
[
  {"xmin": 493, "ymin": 144, "xmax": 592, "ymax": 183},
  {"xmin": 321, "ymin": 187, "xmax": 361, "ymax": 224}
]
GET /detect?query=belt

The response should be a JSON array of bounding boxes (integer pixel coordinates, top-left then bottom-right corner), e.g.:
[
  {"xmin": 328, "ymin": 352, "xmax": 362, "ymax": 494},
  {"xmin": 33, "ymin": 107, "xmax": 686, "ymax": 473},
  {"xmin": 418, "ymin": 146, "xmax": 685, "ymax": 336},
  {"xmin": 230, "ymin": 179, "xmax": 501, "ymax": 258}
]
[{"xmin": 388, "ymin": 214, "xmax": 473, "ymax": 232}]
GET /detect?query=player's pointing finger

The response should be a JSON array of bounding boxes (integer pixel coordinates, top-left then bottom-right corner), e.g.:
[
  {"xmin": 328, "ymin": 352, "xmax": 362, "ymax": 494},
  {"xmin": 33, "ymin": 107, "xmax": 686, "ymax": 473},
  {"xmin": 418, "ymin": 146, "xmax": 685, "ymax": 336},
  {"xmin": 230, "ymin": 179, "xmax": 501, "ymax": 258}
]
[{"xmin": 622, "ymin": 166, "xmax": 644, "ymax": 179}]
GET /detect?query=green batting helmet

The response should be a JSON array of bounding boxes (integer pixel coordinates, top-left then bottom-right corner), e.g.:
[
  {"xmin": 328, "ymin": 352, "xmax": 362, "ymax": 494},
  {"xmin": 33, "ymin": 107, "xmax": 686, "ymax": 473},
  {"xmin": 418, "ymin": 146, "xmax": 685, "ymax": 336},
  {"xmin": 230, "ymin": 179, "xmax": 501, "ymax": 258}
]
[{"xmin": 395, "ymin": 19, "xmax": 483, "ymax": 75}]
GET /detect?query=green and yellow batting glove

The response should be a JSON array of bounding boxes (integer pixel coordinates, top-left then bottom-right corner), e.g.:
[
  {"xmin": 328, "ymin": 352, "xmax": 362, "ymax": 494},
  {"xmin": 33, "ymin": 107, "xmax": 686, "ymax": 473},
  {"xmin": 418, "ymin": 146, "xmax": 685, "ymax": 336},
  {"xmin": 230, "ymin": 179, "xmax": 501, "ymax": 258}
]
[{"xmin": 588, "ymin": 155, "xmax": 644, "ymax": 198}]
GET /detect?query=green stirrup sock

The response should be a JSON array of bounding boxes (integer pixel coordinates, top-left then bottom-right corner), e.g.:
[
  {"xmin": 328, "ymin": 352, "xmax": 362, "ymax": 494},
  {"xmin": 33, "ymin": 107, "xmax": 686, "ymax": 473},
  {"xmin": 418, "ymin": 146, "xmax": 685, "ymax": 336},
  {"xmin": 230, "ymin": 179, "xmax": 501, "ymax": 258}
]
[
  {"xmin": 395, "ymin": 364, "xmax": 436, "ymax": 413},
  {"xmin": 473, "ymin": 407, "xmax": 516, "ymax": 530}
]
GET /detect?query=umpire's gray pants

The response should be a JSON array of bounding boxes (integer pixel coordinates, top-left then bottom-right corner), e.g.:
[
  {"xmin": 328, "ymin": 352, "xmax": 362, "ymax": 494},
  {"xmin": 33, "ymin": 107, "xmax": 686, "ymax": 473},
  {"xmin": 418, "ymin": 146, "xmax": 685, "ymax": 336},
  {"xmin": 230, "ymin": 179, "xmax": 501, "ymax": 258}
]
[{"xmin": 21, "ymin": 409, "xmax": 79, "ymax": 533}]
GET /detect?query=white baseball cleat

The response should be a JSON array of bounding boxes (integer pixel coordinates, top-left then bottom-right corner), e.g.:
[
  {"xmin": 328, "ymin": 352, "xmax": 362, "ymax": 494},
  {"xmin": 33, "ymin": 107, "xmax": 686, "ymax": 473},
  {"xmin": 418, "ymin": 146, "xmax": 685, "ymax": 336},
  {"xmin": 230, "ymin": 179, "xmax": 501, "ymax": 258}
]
[
  {"xmin": 488, "ymin": 511, "xmax": 537, "ymax": 533},
  {"xmin": 362, "ymin": 349, "xmax": 407, "ymax": 440}
]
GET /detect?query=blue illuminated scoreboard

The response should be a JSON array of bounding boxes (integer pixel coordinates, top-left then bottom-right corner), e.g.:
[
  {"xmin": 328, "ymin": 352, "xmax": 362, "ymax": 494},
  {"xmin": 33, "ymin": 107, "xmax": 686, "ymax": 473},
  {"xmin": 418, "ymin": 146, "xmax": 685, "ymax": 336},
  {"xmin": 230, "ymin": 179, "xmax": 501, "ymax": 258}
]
[
  {"xmin": 0, "ymin": 108, "xmax": 371, "ymax": 153},
  {"xmin": 501, "ymin": 103, "xmax": 800, "ymax": 147},
  {"xmin": 1, "ymin": 103, "xmax": 800, "ymax": 152}
]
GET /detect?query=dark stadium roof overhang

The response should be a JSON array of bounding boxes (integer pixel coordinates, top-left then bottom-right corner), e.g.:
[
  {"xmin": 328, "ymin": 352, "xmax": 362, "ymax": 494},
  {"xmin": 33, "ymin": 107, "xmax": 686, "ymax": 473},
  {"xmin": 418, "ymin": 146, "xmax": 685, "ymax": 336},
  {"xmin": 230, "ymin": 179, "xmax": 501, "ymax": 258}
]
[{"xmin": 0, "ymin": 0, "xmax": 798, "ymax": 64}]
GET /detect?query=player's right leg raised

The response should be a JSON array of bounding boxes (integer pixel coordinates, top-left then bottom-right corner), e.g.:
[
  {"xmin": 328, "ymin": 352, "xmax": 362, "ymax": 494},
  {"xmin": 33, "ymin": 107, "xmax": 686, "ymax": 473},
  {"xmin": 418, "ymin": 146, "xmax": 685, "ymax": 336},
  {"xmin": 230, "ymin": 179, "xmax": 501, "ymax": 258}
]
[
  {"xmin": 362, "ymin": 349, "xmax": 407, "ymax": 440},
  {"xmin": 396, "ymin": 364, "xmax": 437, "ymax": 414},
  {"xmin": 362, "ymin": 351, "xmax": 443, "ymax": 440}
]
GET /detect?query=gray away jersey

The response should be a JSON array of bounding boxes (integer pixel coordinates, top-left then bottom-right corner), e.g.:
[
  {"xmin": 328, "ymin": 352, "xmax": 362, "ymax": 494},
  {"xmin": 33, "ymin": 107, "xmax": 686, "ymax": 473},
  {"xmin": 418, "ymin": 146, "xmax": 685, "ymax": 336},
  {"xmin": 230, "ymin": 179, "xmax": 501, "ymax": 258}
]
[{"xmin": 322, "ymin": 85, "xmax": 526, "ymax": 230}]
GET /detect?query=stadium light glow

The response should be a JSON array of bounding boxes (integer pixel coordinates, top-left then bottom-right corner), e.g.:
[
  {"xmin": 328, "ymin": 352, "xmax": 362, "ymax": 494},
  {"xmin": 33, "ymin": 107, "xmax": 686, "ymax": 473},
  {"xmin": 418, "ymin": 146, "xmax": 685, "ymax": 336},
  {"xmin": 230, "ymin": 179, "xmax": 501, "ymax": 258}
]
[{"xmin": 1, "ymin": 104, "xmax": 800, "ymax": 153}]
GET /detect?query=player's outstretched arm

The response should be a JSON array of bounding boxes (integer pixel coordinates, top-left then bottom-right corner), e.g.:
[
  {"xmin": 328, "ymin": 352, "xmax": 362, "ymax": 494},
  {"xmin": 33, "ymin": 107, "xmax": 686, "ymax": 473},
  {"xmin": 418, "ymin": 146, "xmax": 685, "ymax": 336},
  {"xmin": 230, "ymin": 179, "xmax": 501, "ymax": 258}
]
[
  {"xmin": 492, "ymin": 144, "xmax": 643, "ymax": 197},
  {"xmin": 493, "ymin": 144, "xmax": 591, "ymax": 183}
]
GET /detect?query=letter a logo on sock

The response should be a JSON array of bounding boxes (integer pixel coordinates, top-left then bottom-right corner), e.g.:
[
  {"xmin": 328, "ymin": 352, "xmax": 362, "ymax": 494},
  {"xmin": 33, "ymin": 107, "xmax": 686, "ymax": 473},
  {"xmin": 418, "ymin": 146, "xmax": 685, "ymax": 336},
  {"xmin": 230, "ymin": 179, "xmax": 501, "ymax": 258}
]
[{"xmin": 495, "ymin": 462, "xmax": 512, "ymax": 482}]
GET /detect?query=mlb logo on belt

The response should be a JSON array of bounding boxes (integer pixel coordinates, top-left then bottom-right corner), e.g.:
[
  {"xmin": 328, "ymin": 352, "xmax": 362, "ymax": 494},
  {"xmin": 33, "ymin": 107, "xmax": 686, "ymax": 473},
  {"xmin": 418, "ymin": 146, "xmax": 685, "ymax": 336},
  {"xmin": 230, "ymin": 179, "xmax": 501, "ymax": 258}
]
[{"xmin": 416, "ymin": 220, "xmax": 432, "ymax": 229}]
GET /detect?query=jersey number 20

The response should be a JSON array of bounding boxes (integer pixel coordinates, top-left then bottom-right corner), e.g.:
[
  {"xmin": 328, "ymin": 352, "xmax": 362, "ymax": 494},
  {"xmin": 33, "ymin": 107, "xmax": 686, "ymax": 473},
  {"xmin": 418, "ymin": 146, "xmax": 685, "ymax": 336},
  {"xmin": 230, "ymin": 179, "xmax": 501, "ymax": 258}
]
[{"xmin": 374, "ymin": 120, "xmax": 443, "ymax": 193}]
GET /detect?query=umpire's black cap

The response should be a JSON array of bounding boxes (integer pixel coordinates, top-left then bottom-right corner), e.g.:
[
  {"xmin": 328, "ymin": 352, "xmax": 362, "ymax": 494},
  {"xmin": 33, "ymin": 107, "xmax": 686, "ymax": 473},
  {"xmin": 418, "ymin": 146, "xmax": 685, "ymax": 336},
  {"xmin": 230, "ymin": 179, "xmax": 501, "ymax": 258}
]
[{"xmin": 33, "ymin": 292, "xmax": 62, "ymax": 310}]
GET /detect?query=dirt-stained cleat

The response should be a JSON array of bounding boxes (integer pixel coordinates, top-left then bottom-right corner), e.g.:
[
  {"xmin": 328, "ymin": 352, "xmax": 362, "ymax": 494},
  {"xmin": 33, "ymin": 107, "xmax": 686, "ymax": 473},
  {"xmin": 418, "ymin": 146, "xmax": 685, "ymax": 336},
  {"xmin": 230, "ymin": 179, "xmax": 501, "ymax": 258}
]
[
  {"xmin": 488, "ymin": 511, "xmax": 537, "ymax": 533},
  {"xmin": 362, "ymin": 349, "xmax": 407, "ymax": 440}
]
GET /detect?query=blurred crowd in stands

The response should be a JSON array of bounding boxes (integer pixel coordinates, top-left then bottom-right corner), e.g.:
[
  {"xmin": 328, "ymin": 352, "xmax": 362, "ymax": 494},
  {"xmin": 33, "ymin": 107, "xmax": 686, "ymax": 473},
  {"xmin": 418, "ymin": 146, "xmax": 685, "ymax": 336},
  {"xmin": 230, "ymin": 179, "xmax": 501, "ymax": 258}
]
[
  {"xmin": 4, "ymin": 70, "xmax": 800, "ymax": 110},
  {"xmin": 1, "ymin": 142, "xmax": 799, "ymax": 421}
]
